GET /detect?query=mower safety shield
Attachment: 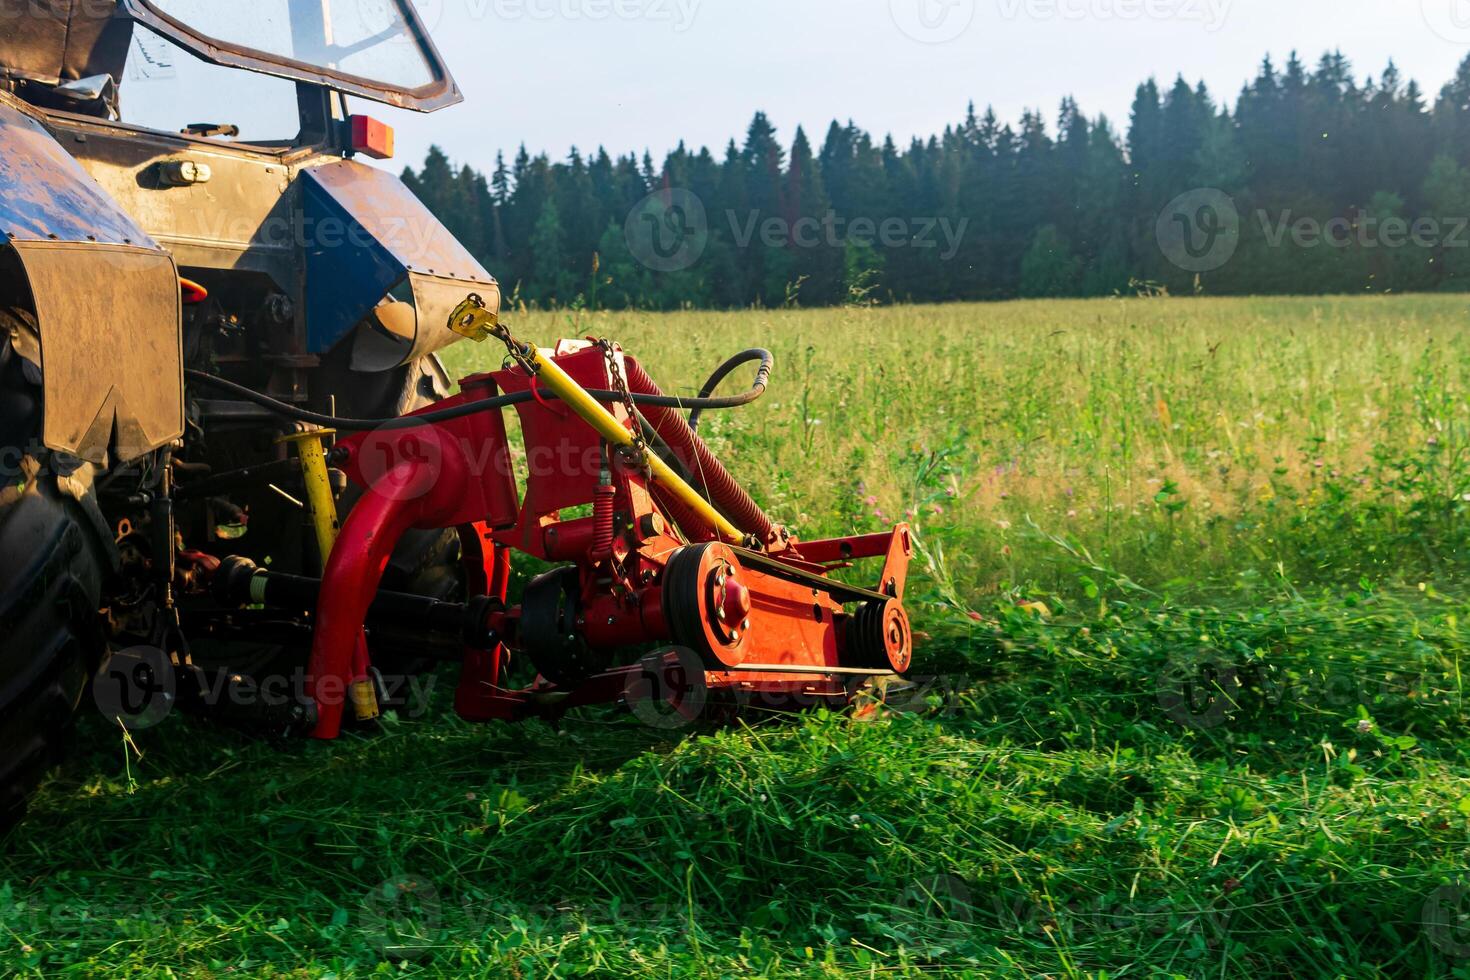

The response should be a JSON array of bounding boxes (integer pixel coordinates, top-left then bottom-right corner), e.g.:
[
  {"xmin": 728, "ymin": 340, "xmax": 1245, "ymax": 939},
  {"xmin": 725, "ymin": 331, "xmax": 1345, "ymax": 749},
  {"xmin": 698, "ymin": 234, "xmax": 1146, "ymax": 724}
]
[{"xmin": 0, "ymin": 96, "xmax": 184, "ymax": 465}]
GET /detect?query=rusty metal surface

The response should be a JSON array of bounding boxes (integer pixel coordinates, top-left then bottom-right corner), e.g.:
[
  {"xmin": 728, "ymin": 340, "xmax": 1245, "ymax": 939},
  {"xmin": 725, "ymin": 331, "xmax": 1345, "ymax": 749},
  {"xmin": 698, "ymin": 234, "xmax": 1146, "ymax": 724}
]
[
  {"xmin": 16, "ymin": 240, "xmax": 183, "ymax": 463},
  {"xmin": 0, "ymin": 95, "xmax": 156, "ymax": 246},
  {"xmin": 57, "ymin": 113, "xmax": 314, "ymax": 289},
  {"xmin": 0, "ymin": 94, "xmax": 183, "ymax": 464},
  {"xmin": 302, "ymin": 159, "xmax": 497, "ymax": 367},
  {"xmin": 116, "ymin": 0, "xmax": 461, "ymax": 112},
  {"xmin": 0, "ymin": 1, "xmax": 133, "ymax": 86}
]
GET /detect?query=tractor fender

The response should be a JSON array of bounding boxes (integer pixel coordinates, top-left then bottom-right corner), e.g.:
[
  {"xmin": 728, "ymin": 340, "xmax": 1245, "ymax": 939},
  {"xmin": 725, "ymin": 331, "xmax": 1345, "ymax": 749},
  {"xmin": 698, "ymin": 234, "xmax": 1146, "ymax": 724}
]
[
  {"xmin": 0, "ymin": 93, "xmax": 183, "ymax": 467},
  {"xmin": 300, "ymin": 159, "xmax": 501, "ymax": 372}
]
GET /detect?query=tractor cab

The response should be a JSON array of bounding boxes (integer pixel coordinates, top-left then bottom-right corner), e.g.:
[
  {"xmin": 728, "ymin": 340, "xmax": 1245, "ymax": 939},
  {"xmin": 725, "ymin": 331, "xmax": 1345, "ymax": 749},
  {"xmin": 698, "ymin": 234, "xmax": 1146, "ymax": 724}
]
[
  {"xmin": 0, "ymin": 0, "xmax": 496, "ymax": 466},
  {"xmin": 0, "ymin": 0, "xmax": 459, "ymax": 123}
]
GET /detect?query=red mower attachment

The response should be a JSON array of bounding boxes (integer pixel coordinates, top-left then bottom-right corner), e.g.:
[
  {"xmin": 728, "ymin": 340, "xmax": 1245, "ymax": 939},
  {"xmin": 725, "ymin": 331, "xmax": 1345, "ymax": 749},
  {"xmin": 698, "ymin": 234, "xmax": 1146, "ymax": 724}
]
[{"xmin": 275, "ymin": 296, "xmax": 915, "ymax": 737}]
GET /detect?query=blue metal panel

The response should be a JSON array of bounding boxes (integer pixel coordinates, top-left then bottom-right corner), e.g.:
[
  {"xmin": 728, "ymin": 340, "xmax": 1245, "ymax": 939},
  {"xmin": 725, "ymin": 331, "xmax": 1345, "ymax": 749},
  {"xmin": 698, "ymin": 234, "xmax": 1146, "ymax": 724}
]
[
  {"xmin": 301, "ymin": 160, "xmax": 492, "ymax": 354},
  {"xmin": 0, "ymin": 99, "xmax": 161, "ymax": 248}
]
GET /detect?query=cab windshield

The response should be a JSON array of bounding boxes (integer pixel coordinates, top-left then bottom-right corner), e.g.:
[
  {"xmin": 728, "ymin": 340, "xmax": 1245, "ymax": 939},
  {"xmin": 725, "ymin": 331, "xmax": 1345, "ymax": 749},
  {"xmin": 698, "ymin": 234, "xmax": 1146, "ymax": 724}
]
[{"xmin": 120, "ymin": 0, "xmax": 458, "ymax": 111}]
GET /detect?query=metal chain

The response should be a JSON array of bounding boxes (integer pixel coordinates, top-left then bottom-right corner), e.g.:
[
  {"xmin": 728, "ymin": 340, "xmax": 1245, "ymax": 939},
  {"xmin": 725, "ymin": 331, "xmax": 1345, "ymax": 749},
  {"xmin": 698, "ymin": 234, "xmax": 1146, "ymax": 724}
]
[
  {"xmin": 460, "ymin": 292, "xmax": 539, "ymax": 377},
  {"xmin": 599, "ymin": 339, "xmax": 648, "ymax": 467}
]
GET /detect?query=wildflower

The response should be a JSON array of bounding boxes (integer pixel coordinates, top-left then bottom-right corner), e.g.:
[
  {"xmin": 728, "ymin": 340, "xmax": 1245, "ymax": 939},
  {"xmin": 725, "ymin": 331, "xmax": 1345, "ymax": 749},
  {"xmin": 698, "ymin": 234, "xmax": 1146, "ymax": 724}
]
[
  {"xmin": 966, "ymin": 611, "xmax": 984, "ymax": 622},
  {"xmin": 864, "ymin": 495, "xmax": 879, "ymax": 507},
  {"xmin": 1355, "ymin": 719, "xmax": 1375, "ymax": 735},
  {"xmin": 945, "ymin": 486, "xmax": 958, "ymax": 498},
  {"xmin": 759, "ymin": 793, "xmax": 768, "ymax": 803},
  {"xmin": 21, "ymin": 945, "xmax": 33, "ymax": 954},
  {"xmin": 849, "ymin": 814, "xmax": 861, "ymax": 825},
  {"xmin": 905, "ymin": 509, "xmax": 916, "ymax": 519},
  {"xmin": 995, "ymin": 519, "xmax": 1012, "ymax": 530},
  {"xmin": 1067, "ymin": 509, "xmax": 1078, "ymax": 518},
  {"xmin": 930, "ymin": 504, "xmax": 943, "ymax": 516}
]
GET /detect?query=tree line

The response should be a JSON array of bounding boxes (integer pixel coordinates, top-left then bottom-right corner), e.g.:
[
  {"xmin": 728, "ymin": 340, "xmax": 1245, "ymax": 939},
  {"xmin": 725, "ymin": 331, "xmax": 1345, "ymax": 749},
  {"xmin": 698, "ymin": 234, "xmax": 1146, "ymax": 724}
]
[{"xmin": 402, "ymin": 51, "xmax": 1470, "ymax": 308}]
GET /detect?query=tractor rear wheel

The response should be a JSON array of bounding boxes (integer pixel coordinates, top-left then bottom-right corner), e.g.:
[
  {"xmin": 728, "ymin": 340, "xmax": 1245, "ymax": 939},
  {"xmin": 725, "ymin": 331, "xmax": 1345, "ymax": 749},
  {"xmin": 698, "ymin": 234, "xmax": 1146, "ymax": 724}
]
[{"xmin": 0, "ymin": 309, "xmax": 113, "ymax": 833}]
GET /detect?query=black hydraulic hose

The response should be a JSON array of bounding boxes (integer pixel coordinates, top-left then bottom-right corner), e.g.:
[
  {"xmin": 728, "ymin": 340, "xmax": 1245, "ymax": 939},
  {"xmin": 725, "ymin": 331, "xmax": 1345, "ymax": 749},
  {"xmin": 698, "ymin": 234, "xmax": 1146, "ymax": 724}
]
[
  {"xmin": 184, "ymin": 350, "xmax": 773, "ymax": 432},
  {"xmin": 187, "ymin": 369, "xmax": 526, "ymax": 431},
  {"xmin": 686, "ymin": 349, "xmax": 773, "ymax": 432}
]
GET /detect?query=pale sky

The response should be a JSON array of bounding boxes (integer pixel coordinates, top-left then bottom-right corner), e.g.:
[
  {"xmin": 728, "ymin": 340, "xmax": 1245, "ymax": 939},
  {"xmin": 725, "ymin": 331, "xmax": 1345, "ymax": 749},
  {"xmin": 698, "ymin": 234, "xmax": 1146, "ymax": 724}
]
[
  {"xmin": 119, "ymin": 1, "xmax": 1470, "ymax": 169},
  {"xmin": 378, "ymin": 0, "xmax": 1470, "ymax": 171}
]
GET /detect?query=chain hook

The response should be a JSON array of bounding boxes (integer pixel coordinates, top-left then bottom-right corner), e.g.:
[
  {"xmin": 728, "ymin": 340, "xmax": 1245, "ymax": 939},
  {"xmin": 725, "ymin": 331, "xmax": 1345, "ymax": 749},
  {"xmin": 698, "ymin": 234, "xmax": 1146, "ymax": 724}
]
[{"xmin": 598, "ymin": 338, "xmax": 649, "ymax": 472}]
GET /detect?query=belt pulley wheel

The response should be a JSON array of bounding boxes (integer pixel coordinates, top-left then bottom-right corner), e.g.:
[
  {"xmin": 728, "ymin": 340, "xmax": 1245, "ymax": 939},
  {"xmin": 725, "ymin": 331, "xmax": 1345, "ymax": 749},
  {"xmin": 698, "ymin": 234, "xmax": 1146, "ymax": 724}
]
[
  {"xmin": 663, "ymin": 543, "xmax": 751, "ymax": 670},
  {"xmin": 848, "ymin": 599, "xmax": 913, "ymax": 673},
  {"xmin": 521, "ymin": 566, "xmax": 607, "ymax": 687}
]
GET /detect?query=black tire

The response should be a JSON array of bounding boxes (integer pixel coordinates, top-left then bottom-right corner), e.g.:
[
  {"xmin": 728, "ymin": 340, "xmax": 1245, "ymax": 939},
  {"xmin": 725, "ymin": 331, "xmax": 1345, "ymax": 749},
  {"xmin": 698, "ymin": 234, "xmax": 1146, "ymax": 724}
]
[{"xmin": 0, "ymin": 311, "xmax": 113, "ymax": 833}]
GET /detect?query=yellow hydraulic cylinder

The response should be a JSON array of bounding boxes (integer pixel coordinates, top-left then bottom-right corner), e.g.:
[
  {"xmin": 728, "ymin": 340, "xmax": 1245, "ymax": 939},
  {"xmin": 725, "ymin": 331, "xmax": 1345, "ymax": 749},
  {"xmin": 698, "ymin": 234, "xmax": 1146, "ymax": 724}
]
[
  {"xmin": 449, "ymin": 294, "xmax": 745, "ymax": 545},
  {"xmin": 277, "ymin": 429, "xmax": 340, "ymax": 561},
  {"xmin": 277, "ymin": 428, "xmax": 379, "ymax": 722}
]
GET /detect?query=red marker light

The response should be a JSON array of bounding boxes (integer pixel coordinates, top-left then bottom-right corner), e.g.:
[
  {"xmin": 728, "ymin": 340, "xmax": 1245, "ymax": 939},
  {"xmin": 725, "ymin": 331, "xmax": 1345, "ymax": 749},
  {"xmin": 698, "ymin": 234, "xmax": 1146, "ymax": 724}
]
[{"xmin": 350, "ymin": 115, "xmax": 395, "ymax": 160}]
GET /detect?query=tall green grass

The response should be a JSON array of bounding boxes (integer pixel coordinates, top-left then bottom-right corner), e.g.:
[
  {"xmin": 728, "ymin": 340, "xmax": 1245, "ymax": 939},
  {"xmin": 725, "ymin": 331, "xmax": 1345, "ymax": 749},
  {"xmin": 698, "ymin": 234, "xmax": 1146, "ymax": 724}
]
[{"xmin": 4, "ymin": 295, "xmax": 1470, "ymax": 978}]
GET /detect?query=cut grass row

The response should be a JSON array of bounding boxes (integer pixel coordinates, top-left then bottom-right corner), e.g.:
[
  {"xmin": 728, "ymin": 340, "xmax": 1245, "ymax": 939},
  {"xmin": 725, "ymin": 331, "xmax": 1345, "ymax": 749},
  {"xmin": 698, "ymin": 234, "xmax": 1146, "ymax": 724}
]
[{"xmin": 4, "ymin": 295, "xmax": 1470, "ymax": 977}]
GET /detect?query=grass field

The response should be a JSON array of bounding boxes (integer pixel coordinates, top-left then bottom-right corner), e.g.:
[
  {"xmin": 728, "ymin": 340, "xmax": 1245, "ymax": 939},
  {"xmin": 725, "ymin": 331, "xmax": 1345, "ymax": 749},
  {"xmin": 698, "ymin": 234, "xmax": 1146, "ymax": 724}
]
[{"xmin": 5, "ymin": 295, "xmax": 1470, "ymax": 977}]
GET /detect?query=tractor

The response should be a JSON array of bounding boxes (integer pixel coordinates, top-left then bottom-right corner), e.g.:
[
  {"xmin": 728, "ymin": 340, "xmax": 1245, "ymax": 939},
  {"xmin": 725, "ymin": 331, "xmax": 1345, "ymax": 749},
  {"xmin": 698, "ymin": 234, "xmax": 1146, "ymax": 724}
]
[{"xmin": 0, "ymin": 0, "xmax": 914, "ymax": 831}]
